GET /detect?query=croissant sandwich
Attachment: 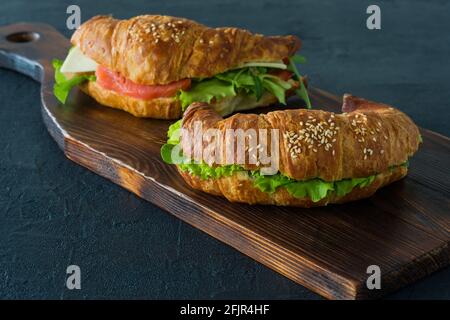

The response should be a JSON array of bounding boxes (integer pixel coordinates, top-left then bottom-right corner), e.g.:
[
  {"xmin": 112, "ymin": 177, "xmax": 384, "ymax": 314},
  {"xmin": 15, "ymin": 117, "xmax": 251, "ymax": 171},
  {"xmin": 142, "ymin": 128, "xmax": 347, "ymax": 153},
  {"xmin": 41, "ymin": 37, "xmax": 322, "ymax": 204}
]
[
  {"xmin": 52, "ymin": 14, "xmax": 310, "ymax": 119},
  {"xmin": 161, "ymin": 95, "xmax": 421, "ymax": 207}
]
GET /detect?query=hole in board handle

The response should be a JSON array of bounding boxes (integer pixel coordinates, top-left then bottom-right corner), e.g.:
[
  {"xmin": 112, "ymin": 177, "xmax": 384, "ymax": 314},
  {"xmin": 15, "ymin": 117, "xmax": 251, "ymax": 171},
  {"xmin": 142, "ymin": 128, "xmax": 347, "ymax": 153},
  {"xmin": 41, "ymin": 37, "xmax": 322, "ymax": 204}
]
[{"xmin": 6, "ymin": 31, "xmax": 40, "ymax": 43}]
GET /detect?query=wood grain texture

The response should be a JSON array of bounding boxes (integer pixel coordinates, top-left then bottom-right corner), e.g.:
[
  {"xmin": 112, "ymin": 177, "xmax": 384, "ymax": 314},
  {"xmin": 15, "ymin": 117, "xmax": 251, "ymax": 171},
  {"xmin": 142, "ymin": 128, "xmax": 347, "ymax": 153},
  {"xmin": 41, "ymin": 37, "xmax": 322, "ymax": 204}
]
[{"xmin": 0, "ymin": 23, "xmax": 449, "ymax": 300}]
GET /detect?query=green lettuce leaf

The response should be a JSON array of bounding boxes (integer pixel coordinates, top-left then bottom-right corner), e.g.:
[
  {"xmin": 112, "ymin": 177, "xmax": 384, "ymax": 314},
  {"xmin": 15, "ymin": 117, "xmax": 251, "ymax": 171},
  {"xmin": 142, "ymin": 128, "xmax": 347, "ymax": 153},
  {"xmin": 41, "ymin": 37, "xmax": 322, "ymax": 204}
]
[
  {"xmin": 179, "ymin": 79, "xmax": 236, "ymax": 109},
  {"xmin": 167, "ymin": 120, "xmax": 182, "ymax": 145},
  {"xmin": 161, "ymin": 119, "xmax": 245, "ymax": 178},
  {"xmin": 251, "ymin": 172, "xmax": 334, "ymax": 202},
  {"xmin": 160, "ymin": 143, "xmax": 176, "ymax": 164},
  {"xmin": 160, "ymin": 120, "xmax": 183, "ymax": 164},
  {"xmin": 251, "ymin": 171, "xmax": 377, "ymax": 202},
  {"xmin": 53, "ymin": 59, "xmax": 96, "ymax": 104},
  {"xmin": 178, "ymin": 162, "xmax": 244, "ymax": 180},
  {"xmin": 287, "ymin": 180, "xmax": 335, "ymax": 202},
  {"xmin": 334, "ymin": 176, "xmax": 376, "ymax": 197},
  {"xmin": 178, "ymin": 67, "xmax": 293, "ymax": 110}
]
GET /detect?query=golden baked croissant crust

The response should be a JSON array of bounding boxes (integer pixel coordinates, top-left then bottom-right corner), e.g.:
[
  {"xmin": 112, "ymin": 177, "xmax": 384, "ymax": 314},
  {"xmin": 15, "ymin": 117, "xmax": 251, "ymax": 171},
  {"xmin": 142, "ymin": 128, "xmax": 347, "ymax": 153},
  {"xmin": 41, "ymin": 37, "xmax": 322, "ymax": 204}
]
[
  {"xmin": 72, "ymin": 15, "xmax": 300, "ymax": 85},
  {"xmin": 175, "ymin": 95, "xmax": 421, "ymax": 206}
]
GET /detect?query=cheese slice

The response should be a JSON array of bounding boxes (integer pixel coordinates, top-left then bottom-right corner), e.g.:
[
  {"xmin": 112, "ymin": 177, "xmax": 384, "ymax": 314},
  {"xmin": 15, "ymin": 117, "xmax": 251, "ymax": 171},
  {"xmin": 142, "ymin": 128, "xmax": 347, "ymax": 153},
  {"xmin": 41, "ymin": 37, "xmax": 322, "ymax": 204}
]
[{"xmin": 60, "ymin": 46, "xmax": 98, "ymax": 73}]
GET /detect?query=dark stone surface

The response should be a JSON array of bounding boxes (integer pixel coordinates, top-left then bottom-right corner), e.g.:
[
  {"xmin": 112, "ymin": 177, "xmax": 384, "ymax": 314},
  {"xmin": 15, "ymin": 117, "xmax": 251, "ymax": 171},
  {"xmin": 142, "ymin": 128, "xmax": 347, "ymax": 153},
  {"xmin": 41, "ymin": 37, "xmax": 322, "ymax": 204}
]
[{"xmin": 0, "ymin": 0, "xmax": 449, "ymax": 299}]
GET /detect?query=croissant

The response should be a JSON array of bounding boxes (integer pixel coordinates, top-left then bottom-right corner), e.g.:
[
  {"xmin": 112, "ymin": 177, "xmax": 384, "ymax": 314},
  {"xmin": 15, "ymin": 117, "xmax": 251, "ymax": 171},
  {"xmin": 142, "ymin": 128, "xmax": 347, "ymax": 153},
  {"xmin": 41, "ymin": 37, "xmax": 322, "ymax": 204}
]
[
  {"xmin": 165, "ymin": 95, "xmax": 421, "ymax": 207},
  {"xmin": 55, "ymin": 15, "xmax": 303, "ymax": 119}
]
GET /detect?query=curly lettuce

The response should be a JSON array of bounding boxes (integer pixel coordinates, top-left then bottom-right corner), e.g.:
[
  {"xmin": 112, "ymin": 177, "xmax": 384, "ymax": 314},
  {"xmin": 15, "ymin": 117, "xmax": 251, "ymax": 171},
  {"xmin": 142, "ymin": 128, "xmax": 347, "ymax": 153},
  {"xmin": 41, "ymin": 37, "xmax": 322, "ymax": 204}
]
[{"xmin": 251, "ymin": 171, "xmax": 376, "ymax": 202}]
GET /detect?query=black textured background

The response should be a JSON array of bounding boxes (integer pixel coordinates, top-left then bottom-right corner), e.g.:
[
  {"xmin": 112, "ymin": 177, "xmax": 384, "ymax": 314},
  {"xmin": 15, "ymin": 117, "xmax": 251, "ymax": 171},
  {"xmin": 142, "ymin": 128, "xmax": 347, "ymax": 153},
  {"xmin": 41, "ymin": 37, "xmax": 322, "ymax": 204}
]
[{"xmin": 0, "ymin": 0, "xmax": 449, "ymax": 299}]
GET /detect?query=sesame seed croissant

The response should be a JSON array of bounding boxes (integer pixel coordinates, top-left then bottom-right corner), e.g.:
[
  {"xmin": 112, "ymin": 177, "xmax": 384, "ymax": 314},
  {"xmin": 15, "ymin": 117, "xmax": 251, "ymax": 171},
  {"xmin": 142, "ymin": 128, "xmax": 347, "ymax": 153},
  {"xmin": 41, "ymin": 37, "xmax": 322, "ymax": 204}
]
[
  {"xmin": 174, "ymin": 95, "xmax": 421, "ymax": 206},
  {"xmin": 71, "ymin": 15, "xmax": 300, "ymax": 85}
]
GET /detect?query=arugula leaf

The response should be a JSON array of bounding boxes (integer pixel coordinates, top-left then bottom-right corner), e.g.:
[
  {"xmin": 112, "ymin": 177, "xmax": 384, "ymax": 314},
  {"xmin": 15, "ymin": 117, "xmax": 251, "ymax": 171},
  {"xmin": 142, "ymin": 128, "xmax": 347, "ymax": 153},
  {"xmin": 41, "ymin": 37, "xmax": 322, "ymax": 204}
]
[
  {"xmin": 251, "ymin": 73, "xmax": 263, "ymax": 101},
  {"xmin": 52, "ymin": 59, "xmax": 96, "ymax": 104},
  {"xmin": 262, "ymin": 77, "xmax": 289, "ymax": 104},
  {"xmin": 287, "ymin": 56, "xmax": 312, "ymax": 109},
  {"xmin": 290, "ymin": 54, "xmax": 307, "ymax": 64}
]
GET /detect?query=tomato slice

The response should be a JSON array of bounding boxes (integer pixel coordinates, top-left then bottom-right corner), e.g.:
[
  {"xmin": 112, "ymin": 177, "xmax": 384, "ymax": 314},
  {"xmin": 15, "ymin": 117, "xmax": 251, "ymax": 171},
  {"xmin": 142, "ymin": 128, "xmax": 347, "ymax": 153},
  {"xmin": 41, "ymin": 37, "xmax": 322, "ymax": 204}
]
[{"xmin": 96, "ymin": 65, "xmax": 191, "ymax": 100}]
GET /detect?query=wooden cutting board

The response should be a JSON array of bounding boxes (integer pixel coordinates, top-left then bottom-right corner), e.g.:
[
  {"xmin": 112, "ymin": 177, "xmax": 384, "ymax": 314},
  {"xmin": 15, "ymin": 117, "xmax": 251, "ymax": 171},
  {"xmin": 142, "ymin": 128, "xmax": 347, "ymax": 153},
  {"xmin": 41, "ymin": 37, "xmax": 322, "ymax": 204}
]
[{"xmin": 1, "ymin": 22, "xmax": 448, "ymax": 300}]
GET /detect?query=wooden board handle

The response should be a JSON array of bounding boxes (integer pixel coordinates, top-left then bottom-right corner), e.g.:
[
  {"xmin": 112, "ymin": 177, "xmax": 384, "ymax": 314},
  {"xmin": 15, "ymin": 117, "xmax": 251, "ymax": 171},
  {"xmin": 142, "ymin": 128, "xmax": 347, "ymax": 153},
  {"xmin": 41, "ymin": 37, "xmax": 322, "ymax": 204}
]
[{"xmin": 0, "ymin": 22, "xmax": 70, "ymax": 83}]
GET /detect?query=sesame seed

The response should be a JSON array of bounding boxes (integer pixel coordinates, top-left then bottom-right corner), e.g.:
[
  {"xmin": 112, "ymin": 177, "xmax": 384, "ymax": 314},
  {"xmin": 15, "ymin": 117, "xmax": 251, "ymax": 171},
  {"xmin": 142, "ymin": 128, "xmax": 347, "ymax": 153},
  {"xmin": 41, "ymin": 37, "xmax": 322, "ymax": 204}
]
[{"xmin": 284, "ymin": 114, "xmax": 341, "ymax": 159}]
